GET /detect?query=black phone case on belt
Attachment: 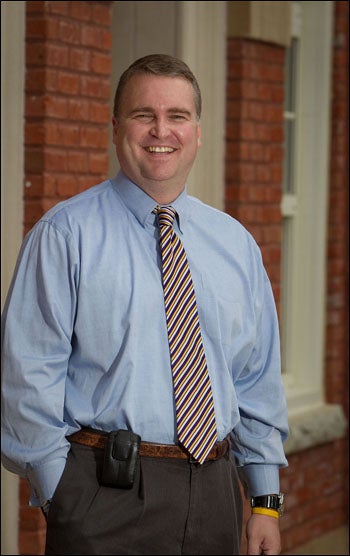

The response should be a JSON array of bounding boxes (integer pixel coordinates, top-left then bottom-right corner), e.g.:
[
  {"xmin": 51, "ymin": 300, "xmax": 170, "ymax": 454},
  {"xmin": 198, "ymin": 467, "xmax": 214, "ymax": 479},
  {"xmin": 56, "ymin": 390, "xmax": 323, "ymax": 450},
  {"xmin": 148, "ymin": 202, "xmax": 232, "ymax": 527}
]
[{"xmin": 101, "ymin": 429, "xmax": 141, "ymax": 489}]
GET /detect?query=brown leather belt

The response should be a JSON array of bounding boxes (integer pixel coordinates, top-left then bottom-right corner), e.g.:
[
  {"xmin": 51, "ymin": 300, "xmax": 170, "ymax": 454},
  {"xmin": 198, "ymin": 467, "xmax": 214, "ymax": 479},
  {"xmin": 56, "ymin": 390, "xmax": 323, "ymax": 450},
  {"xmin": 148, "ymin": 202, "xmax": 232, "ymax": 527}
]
[{"xmin": 68, "ymin": 428, "xmax": 229, "ymax": 462}]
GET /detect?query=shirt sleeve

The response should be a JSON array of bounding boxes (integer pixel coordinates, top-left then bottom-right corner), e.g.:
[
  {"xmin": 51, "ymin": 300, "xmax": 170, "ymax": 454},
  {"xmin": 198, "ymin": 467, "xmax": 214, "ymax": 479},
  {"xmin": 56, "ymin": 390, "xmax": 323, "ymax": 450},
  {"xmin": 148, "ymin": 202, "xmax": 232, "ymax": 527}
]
[
  {"xmin": 230, "ymin": 239, "xmax": 289, "ymax": 498},
  {"xmin": 1, "ymin": 220, "xmax": 79, "ymax": 505}
]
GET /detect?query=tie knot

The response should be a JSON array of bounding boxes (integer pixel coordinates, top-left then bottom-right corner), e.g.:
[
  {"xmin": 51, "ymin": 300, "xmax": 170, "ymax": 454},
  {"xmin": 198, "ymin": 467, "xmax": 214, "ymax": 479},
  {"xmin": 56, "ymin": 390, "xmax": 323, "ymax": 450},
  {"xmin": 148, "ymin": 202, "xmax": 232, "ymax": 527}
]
[{"xmin": 154, "ymin": 205, "xmax": 176, "ymax": 228}]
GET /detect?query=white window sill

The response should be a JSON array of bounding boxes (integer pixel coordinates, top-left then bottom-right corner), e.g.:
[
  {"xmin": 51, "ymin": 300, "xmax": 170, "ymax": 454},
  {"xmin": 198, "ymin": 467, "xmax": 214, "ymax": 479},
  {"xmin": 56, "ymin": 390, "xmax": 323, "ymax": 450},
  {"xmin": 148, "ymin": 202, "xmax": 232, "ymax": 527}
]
[{"xmin": 284, "ymin": 403, "xmax": 347, "ymax": 455}]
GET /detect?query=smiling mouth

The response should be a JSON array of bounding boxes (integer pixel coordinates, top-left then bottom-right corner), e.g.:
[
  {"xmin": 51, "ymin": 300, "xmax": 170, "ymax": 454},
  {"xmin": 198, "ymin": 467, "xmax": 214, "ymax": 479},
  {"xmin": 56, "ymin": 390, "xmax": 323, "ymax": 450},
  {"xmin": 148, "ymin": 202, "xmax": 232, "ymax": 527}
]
[{"xmin": 144, "ymin": 146, "xmax": 176, "ymax": 153}]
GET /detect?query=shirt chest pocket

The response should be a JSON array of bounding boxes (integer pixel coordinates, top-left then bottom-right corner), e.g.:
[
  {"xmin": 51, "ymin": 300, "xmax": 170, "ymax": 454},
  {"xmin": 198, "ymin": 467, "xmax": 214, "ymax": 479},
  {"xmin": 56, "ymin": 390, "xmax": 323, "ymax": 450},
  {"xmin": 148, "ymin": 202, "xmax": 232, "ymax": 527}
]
[{"xmin": 195, "ymin": 284, "xmax": 243, "ymax": 348}]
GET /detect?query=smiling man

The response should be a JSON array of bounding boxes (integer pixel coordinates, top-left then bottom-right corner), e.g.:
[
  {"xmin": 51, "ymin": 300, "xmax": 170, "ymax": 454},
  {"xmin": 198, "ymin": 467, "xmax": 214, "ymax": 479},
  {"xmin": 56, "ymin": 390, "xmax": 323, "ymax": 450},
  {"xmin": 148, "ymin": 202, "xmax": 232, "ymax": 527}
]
[
  {"xmin": 113, "ymin": 71, "xmax": 202, "ymax": 203},
  {"xmin": 1, "ymin": 54, "xmax": 289, "ymax": 555}
]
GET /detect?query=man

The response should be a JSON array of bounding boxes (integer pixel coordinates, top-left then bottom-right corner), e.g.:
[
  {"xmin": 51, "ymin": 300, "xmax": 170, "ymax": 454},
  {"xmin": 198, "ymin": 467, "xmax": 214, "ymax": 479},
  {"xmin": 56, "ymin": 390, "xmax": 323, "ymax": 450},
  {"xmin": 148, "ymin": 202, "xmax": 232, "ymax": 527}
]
[{"xmin": 1, "ymin": 54, "xmax": 288, "ymax": 555}]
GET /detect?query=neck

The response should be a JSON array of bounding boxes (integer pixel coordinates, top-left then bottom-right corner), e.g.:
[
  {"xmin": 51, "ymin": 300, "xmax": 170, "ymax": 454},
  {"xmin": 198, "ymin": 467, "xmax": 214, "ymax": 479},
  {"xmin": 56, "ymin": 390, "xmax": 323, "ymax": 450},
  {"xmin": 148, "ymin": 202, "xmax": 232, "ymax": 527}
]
[{"xmin": 136, "ymin": 178, "xmax": 186, "ymax": 206}]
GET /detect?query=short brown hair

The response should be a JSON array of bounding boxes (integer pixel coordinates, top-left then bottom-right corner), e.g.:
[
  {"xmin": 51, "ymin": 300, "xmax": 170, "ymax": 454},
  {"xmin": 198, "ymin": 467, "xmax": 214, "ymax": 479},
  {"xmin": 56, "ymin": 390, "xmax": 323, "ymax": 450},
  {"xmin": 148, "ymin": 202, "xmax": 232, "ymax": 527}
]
[{"xmin": 113, "ymin": 54, "xmax": 202, "ymax": 120}]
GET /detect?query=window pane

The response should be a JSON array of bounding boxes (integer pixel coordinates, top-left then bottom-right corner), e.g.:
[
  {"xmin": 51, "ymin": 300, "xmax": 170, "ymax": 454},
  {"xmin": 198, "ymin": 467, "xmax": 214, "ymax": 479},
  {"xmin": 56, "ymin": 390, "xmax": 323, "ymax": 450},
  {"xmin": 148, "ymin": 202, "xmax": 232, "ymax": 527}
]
[{"xmin": 281, "ymin": 217, "xmax": 294, "ymax": 374}]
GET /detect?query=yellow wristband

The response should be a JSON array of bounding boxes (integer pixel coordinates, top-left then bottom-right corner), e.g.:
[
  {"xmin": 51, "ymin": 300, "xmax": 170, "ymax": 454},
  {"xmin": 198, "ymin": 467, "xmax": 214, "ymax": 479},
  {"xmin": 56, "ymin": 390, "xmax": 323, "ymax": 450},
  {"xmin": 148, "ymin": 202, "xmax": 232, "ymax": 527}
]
[{"xmin": 252, "ymin": 507, "xmax": 279, "ymax": 519}]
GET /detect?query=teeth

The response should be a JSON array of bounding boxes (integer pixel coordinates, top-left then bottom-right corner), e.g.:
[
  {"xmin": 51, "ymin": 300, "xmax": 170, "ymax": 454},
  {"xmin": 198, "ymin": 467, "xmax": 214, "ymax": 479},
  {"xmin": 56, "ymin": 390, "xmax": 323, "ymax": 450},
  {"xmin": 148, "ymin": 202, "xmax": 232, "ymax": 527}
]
[{"xmin": 146, "ymin": 146, "xmax": 175, "ymax": 153}]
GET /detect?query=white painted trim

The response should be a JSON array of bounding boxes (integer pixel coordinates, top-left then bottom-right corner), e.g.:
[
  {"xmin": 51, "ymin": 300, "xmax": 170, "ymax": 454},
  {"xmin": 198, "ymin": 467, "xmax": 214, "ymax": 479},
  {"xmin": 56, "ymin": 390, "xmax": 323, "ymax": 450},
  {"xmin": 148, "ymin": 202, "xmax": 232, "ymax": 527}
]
[
  {"xmin": 282, "ymin": 2, "xmax": 333, "ymax": 414},
  {"xmin": 176, "ymin": 1, "xmax": 226, "ymax": 209},
  {"xmin": 1, "ymin": 2, "xmax": 25, "ymax": 552}
]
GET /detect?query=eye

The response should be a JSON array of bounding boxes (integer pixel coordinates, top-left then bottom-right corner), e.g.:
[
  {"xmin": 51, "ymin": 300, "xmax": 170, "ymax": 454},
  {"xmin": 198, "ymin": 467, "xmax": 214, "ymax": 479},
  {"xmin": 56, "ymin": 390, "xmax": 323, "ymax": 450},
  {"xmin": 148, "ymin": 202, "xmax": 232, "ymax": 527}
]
[
  {"xmin": 134, "ymin": 113, "xmax": 153, "ymax": 121},
  {"xmin": 170, "ymin": 114, "xmax": 186, "ymax": 121}
]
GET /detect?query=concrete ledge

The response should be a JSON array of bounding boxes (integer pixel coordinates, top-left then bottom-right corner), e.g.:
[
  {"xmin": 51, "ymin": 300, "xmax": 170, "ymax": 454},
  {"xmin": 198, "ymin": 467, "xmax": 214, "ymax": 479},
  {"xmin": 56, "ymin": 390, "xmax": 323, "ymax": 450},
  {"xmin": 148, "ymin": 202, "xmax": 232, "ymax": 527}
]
[{"xmin": 284, "ymin": 403, "xmax": 348, "ymax": 455}]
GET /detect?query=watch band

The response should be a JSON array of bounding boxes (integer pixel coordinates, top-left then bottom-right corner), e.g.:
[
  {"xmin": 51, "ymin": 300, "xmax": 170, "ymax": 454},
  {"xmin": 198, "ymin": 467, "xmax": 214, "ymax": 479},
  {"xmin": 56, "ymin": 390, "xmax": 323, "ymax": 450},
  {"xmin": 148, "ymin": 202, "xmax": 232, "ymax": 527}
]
[
  {"xmin": 251, "ymin": 495, "xmax": 280, "ymax": 510},
  {"xmin": 250, "ymin": 493, "xmax": 284, "ymax": 515}
]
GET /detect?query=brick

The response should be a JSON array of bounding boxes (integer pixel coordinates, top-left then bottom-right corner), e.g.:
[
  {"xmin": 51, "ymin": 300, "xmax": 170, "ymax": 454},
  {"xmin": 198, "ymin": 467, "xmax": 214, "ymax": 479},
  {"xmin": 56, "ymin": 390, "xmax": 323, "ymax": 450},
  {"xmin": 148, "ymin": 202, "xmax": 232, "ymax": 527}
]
[
  {"xmin": 91, "ymin": 3, "xmax": 112, "ymax": 26},
  {"xmin": 25, "ymin": 122, "xmax": 45, "ymax": 145},
  {"xmin": 256, "ymin": 83, "xmax": 271, "ymax": 102},
  {"xmin": 80, "ymin": 75, "xmax": 103, "ymax": 98},
  {"xmin": 24, "ymin": 174, "xmax": 56, "ymax": 197},
  {"xmin": 25, "ymin": 200, "xmax": 46, "ymax": 225},
  {"xmin": 25, "ymin": 69, "xmax": 52, "ymax": 93},
  {"xmin": 247, "ymin": 185, "xmax": 266, "ymax": 203},
  {"xmin": 68, "ymin": 98, "xmax": 90, "ymax": 121},
  {"xmin": 46, "ymin": 44, "xmax": 69, "ymax": 68},
  {"xmin": 67, "ymin": 150, "xmax": 88, "ymax": 173},
  {"xmin": 25, "ymin": 95, "xmax": 45, "ymax": 117},
  {"xmin": 269, "ymin": 125, "xmax": 284, "ymax": 142},
  {"xmin": 81, "ymin": 25, "xmax": 104, "ymax": 49},
  {"xmin": 25, "ymin": 149, "xmax": 44, "ymax": 173},
  {"xmin": 26, "ymin": 17, "xmax": 60, "ymax": 40},
  {"xmin": 263, "ymin": 225, "xmax": 282, "ymax": 243},
  {"xmin": 25, "ymin": 69, "xmax": 45, "ymax": 92},
  {"xmin": 88, "ymin": 101, "xmax": 110, "ymax": 124},
  {"xmin": 57, "ymin": 71, "xmax": 80, "ymax": 95},
  {"xmin": 263, "ymin": 63, "xmax": 284, "ymax": 83},
  {"xmin": 47, "ymin": 1, "xmax": 69, "ymax": 15},
  {"xmin": 240, "ymin": 121, "xmax": 258, "ymax": 141},
  {"xmin": 265, "ymin": 184, "xmax": 282, "ymax": 203},
  {"xmin": 70, "ymin": 1, "xmax": 92, "ymax": 22},
  {"xmin": 77, "ymin": 175, "xmax": 103, "ymax": 192},
  {"xmin": 45, "ymin": 122, "xmax": 80, "ymax": 147},
  {"xmin": 26, "ymin": 19, "xmax": 47, "ymax": 39},
  {"xmin": 89, "ymin": 152, "xmax": 109, "ymax": 174},
  {"xmin": 44, "ymin": 148, "xmax": 68, "ymax": 172},
  {"xmin": 45, "ymin": 96, "xmax": 68, "ymax": 119},
  {"xmin": 26, "ymin": 1, "xmax": 46, "ymax": 13},
  {"xmin": 58, "ymin": 20, "xmax": 81, "ymax": 44},
  {"xmin": 239, "ymin": 163, "xmax": 256, "ymax": 183},
  {"xmin": 26, "ymin": 43, "xmax": 46, "ymax": 66},
  {"xmin": 226, "ymin": 141, "xmax": 250, "ymax": 162},
  {"xmin": 69, "ymin": 47, "xmax": 91, "ymax": 72},
  {"xmin": 255, "ymin": 123, "xmax": 270, "ymax": 142},
  {"xmin": 56, "ymin": 175, "xmax": 79, "ymax": 197},
  {"xmin": 19, "ymin": 528, "xmax": 46, "ymax": 556},
  {"xmin": 255, "ymin": 164, "xmax": 271, "ymax": 183},
  {"xmin": 80, "ymin": 125, "xmax": 102, "ymax": 148},
  {"xmin": 90, "ymin": 51, "xmax": 111, "ymax": 76},
  {"xmin": 20, "ymin": 506, "xmax": 46, "ymax": 531},
  {"xmin": 271, "ymin": 84, "xmax": 284, "ymax": 104}
]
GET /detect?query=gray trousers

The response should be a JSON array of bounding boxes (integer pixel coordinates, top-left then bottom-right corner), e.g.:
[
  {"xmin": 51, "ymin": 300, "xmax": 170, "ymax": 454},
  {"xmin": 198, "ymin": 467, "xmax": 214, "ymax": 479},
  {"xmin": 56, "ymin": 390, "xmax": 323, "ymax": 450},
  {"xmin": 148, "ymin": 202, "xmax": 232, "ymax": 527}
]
[{"xmin": 45, "ymin": 442, "xmax": 243, "ymax": 555}]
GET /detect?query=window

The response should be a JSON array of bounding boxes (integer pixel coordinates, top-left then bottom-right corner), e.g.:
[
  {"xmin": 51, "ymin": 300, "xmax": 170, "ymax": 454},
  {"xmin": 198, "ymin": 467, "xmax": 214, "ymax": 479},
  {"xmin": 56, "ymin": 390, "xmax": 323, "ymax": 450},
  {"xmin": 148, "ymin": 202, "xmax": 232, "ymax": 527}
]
[{"xmin": 280, "ymin": 2, "xmax": 344, "ymax": 442}]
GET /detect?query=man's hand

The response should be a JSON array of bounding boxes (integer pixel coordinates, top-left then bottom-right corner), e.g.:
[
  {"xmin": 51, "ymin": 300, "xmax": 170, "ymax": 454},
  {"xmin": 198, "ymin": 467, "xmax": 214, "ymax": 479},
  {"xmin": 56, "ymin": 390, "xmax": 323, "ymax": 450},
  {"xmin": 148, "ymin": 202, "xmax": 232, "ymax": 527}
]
[{"xmin": 246, "ymin": 513, "xmax": 281, "ymax": 555}]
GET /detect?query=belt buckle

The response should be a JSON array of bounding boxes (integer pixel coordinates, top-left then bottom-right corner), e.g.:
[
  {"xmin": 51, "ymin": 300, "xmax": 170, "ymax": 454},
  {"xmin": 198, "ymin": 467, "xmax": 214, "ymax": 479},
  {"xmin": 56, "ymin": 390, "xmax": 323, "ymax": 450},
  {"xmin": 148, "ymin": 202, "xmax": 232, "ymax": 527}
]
[{"xmin": 188, "ymin": 453, "xmax": 200, "ymax": 465}]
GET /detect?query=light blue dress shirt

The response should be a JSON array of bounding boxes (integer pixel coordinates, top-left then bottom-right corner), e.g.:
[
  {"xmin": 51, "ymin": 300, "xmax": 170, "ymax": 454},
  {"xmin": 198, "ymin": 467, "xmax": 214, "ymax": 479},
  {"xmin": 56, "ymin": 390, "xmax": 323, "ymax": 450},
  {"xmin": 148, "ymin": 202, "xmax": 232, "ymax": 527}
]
[{"xmin": 1, "ymin": 171, "xmax": 288, "ymax": 506}]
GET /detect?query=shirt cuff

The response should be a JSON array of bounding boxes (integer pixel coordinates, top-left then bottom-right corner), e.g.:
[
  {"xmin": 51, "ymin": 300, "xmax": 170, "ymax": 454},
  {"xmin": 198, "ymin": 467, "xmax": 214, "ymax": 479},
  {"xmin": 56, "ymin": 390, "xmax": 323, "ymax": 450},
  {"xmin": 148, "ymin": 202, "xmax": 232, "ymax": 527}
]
[
  {"xmin": 238, "ymin": 464, "xmax": 280, "ymax": 498},
  {"xmin": 27, "ymin": 456, "xmax": 67, "ymax": 506}
]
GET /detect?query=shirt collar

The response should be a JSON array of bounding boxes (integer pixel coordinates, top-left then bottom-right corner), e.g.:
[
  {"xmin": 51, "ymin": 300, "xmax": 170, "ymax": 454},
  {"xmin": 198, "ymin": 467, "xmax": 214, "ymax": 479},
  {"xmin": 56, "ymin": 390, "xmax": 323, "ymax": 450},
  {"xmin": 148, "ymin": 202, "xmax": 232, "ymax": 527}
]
[{"xmin": 111, "ymin": 171, "xmax": 190, "ymax": 233}]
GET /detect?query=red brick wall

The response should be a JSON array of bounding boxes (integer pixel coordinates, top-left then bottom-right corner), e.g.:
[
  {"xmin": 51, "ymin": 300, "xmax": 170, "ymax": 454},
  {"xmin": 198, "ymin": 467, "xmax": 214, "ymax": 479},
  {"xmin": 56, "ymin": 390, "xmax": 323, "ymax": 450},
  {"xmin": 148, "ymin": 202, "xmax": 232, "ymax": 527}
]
[
  {"xmin": 225, "ymin": 39, "xmax": 284, "ymax": 307},
  {"xmin": 225, "ymin": 3, "xmax": 349, "ymax": 554},
  {"xmin": 325, "ymin": 0, "xmax": 349, "ymax": 419},
  {"xmin": 24, "ymin": 0, "xmax": 112, "ymax": 235},
  {"xmin": 19, "ymin": 2, "xmax": 113, "ymax": 553}
]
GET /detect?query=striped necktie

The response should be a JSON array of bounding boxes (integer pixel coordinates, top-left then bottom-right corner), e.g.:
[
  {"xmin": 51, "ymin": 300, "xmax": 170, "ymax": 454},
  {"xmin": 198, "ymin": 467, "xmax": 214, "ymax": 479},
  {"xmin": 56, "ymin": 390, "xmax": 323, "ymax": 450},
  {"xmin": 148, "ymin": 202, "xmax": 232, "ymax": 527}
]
[{"xmin": 155, "ymin": 205, "xmax": 217, "ymax": 464}]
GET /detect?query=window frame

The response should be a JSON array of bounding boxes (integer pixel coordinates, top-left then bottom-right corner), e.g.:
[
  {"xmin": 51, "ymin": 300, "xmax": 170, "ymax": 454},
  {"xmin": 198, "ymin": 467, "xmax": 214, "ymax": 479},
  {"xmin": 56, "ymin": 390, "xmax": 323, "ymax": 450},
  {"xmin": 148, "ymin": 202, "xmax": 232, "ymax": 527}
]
[{"xmin": 281, "ymin": 1, "xmax": 333, "ymax": 414}]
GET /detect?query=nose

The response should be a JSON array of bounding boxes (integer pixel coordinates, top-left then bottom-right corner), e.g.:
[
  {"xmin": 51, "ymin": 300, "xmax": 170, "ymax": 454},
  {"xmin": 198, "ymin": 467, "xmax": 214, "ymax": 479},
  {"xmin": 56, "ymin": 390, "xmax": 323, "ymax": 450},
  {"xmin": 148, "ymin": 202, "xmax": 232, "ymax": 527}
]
[{"xmin": 149, "ymin": 116, "xmax": 169, "ymax": 139}]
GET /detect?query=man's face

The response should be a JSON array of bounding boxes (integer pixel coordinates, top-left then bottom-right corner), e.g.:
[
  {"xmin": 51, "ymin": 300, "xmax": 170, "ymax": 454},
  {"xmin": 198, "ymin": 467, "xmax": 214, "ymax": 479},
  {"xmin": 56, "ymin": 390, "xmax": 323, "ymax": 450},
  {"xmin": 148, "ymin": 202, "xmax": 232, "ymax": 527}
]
[{"xmin": 112, "ymin": 73, "xmax": 201, "ymax": 202}]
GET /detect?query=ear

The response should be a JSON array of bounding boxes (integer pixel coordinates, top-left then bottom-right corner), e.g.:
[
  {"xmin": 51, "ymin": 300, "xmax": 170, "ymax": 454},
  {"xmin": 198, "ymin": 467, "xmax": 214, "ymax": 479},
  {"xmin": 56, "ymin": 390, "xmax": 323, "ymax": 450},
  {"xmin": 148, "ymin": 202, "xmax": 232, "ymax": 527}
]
[
  {"xmin": 197, "ymin": 122, "xmax": 202, "ymax": 148},
  {"xmin": 112, "ymin": 116, "xmax": 118, "ymax": 145}
]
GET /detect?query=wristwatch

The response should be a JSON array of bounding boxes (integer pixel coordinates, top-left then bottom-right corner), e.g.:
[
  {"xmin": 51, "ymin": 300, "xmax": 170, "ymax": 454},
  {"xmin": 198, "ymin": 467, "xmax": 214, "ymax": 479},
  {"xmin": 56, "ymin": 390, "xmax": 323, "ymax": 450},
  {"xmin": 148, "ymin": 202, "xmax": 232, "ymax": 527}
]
[{"xmin": 250, "ymin": 493, "xmax": 285, "ymax": 516}]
